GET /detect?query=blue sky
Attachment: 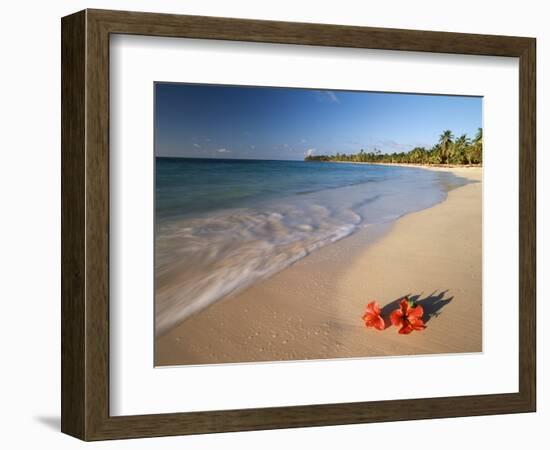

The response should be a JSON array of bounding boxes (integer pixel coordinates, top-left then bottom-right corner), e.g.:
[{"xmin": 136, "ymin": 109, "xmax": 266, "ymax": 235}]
[{"xmin": 155, "ymin": 83, "xmax": 482, "ymax": 160}]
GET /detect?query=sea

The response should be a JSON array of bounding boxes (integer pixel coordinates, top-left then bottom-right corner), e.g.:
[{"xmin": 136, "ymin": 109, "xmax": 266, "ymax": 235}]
[{"xmin": 154, "ymin": 157, "xmax": 468, "ymax": 335}]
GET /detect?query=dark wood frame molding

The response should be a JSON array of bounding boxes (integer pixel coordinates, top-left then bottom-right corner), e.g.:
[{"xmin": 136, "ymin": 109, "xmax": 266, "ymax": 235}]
[{"xmin": 61, "ymin": 9, "xmax": 536, "ymax": 441}]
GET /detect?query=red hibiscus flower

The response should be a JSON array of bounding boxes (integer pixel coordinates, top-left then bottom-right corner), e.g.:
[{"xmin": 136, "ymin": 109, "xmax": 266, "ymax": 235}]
[
  {"xmin": 362, "ymin": 301, "xmax": 385, "ymax": 331},
  {"xmin": 390, "ymin": 298, "xmax": 426, "ymax": 334}
]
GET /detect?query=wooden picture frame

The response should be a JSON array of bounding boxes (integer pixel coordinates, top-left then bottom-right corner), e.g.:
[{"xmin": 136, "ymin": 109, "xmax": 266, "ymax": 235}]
[{"xmin": 61, "ymin": 9, "xmax": 536, "ymax": 441}]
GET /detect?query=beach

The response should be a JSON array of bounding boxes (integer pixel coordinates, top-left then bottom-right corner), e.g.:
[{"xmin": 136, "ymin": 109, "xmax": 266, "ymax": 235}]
[{"xmin": 155, "ymin": 166, "xmax": 482, "ymax": 366}]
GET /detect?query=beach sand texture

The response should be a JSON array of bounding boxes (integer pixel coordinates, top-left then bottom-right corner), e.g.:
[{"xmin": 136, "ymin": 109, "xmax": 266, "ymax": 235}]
[{"xmin": 156, "ymin": 167, "xmax": 482, "ymax": 366}]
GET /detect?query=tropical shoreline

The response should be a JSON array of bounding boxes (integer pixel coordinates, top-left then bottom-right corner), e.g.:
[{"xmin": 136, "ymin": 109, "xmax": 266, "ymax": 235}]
[
  {"xmin": 325, "ymin": 160, "xmax": 482, "ymax": 169},
  {"xmin": 304, "ymin": 129, "xmax": 483, "ymax": 165},
  {"xmin": 155, "ymin": 166, "xmax": 482, "ymax": 366},
  {"xmin": 154, "ymin": 159, "xmax": 459, "ymax": 336}
]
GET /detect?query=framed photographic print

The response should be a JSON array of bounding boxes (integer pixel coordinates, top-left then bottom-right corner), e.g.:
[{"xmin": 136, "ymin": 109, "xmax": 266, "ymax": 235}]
[{"xmin": 61, "ymin": 9, "xmax": 536, "ymax": 440}]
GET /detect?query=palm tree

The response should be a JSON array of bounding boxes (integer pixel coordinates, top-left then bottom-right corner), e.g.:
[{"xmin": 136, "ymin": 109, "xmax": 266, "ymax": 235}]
[
  {"xmin": 470, "ymin": 128, "xmax": 483, "ymax": 164},
  {"xmin": 455, "ymin": 134, "xmax": 470, "ymax": 147},
  {"xmin": 438, "ymin": 130, "xmax": 454, "ymax": 164},
  {"xmin": 474, "ymin": 127, "xmax": 483, "ymax": 146},
  {"xmin": 452, "ymin": 134, "xmax": 470, "ymax": 164}
]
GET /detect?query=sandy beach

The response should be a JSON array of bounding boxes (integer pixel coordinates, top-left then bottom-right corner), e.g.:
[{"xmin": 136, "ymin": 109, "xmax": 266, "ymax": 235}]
[{"xmin": 156, "ymin": 166, "xmax": 482, "ymax": 366}]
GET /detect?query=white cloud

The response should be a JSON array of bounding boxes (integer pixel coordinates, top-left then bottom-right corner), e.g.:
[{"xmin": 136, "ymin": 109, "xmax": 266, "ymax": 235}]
[
  {"xmin": 301, "ymin": 138, "xmax": 307, "ymax": 144},
  {"xmin": 193, "ymin": 143, "xmax": 200, "ymax": 148},
  {"xmin": 366, "ymin": 138, "xmax": 423, "ymax": 154},
  {"xmin": 326, "ymin": 91, "xmax": 340, "ymax": 103},
  {"xmin": 250, "ymin": 145, "xmax": 255, "ymax": 149},
  {"xmin": 312, "ymin": 90, "xmax": 340, "ymax": 104},
  {"xmin": 217, "ymin": 148, "xmax": 230, "ymax": 153},
  {"xmin": 306, "ymin": 148, "xmax": 315, "ymax": 157}
]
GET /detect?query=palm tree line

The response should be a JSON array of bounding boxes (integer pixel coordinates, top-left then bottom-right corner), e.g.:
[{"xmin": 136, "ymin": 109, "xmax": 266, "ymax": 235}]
[{"xmin": 304, "ymin": 128, "xmax": 482, "ymax": 165}]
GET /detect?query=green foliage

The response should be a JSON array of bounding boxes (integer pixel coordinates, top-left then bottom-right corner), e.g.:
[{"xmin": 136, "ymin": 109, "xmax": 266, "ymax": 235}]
[{"xmin": 304, "ymin": 129, "xmax": 482, "ymax": 165}]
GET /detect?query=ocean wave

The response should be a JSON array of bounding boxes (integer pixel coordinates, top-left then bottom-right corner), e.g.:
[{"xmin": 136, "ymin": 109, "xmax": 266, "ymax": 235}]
[{"xmin": 155, "ymin": 202, "xmax": 359, "ymax": 336}]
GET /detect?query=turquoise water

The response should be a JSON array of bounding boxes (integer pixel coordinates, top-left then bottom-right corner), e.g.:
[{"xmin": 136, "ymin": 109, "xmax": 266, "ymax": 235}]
[
  {"xmin": 155, "ymin": 158, "xmax": 468, "ymax": 335},
  {"xmin": 157, "ymin": 158, "xmax": 411, "ymax": 220}
]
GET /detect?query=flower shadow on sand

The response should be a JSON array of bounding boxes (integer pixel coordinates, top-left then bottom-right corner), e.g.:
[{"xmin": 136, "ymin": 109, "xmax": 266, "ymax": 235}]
[{"xmin": 380, "ymin": 290, "xmax": 454, "ymax": 328}]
